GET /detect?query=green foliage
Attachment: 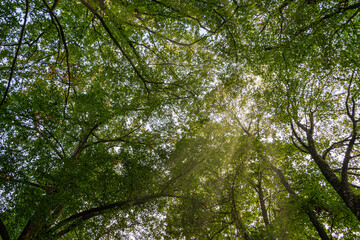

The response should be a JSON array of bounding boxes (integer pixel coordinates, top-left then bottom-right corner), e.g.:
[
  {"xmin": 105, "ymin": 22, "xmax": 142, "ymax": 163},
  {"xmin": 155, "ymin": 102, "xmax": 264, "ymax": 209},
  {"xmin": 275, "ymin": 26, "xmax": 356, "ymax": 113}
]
[{"xmin": 1, "ymin": 0, "xmax": 360, "ymax": 239}]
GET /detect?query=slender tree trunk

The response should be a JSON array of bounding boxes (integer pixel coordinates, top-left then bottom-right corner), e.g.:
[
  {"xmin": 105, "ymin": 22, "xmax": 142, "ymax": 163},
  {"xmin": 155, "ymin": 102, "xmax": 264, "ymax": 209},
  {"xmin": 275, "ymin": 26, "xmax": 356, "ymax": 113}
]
[
  {"xmin": 257, "ymin": 179, "xmax": 270, "ymax": 226},
  {"xmin": 292, "ymin": 113, "xmax": 360, "ymax": 222},
  {"xmin": 308, "ymin": 149, "xmax": 360, "ymax": 221},
  {"xmin": 237, "ymin": 123, "xmax": 331, "ymax": 240},
  {"xmin": 230, "ymin": 184, "xmax": 251, "ymax": 240},
  {"xmin": 269, "ymin": 164, "xmax": 330, "ymax": 240}
]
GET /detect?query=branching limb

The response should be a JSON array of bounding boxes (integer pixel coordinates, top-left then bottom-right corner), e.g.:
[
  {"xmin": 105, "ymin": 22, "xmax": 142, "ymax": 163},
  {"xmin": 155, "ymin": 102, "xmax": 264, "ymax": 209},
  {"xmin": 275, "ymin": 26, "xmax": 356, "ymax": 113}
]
[
  {"xmin": 290, "ymin": 121, "xmax": 309, "ymax": 149},
  {"xmin": 223, "ymin": 110, "xmax": 330, "ymax": 238},
  {"xmin": 127, "ymin": 20, "xmax": 205, "ymax": 47},
  {"xmin": 333, "ymin": 7, "xmax": 360, "ymax": 36},
  {"xmin": 350, "ymin": 154, "xmax": 360, "ymax": 159},
  {"xmin": 323, "ymin": 2, "xmax": 360, "ymax": 21},
  {"xmin": 257, "ymin": 173, "xmax": 270, "ymax": 226},
  {"xmin": 42, "ymin": 0, "xmax": 72, "ymax": 119},
  {"xmin": 268, "ymin": 163, "xmax": 330, "ymax": 239},
  {"xmin": 4, "ymin": 29, "xmax": 48, "ymax": 48},
  {"xmin": 349, "ymin": 182, "xmax": 360, "ymax": 189},
  {"xmin": 230, "ymin": 177, "xmax": 250, "ymax": 240},
  {"xmin": 345, "ymin": 71, "xmax": 356, "ymax": 122},
  {"xmin": 160, "ymin": 158, "xmax": 206, "ymax": 193},
  {"xmin": 0, "ymin": 174, "xmax": 55, "ymax": 193},
  {"xmin": 150, "ymin": 0, "xmax": 217, "ymax": 34},
  {"xmin": 213, "ymin": 8, "xmax": 239, "ymax": 61},
  {"xmin": 70, "ymin": 123, "xmax": 99, "ymax": 158},
  {"xmin": 209, "ymin": 226, "xmax": 227, "ymax": 240},
  {"xmin": 295, "ymin": 120, "xmax": 308, "ymax": 132},
  {"xmin": 295, "ymin": 2, "xmax": 360, "ymax": 38},
  {"xmin": 48, "ymin": 193, "xmax": 186, "ymax": 237},
  {"xmin": 87, "ymin": 124, "xmax": 142, "ymax": 146},
  {"xmin": 43, "ymin": 127, "xmax": 66, "ymax": 158},
  {"xmin": 291, "ymin": 136, "xmax": 309, "ymax": 153},
  {"xmin": 0, "ymin": 0, "xmax": 29, "ymax": 108},
  {"xmin": 31, "ymin": 116, "xmax": 66, "ymax": 159},
  {"xmin": 50, "ymin": 0, "xmax": 60, "ymax": 11},
  {"xmin": 342, "ymin": 72, "xmax": 358, "ymax": 186},
  {"xmin": 268, "ymin": 163, "xmax": 295, "ymax": 195},
  {"xmin": 322, "ymin": 138, "xmax": 350, "ymax": 159},
  {"xmin": 334, "ymin": 169, "xmax": 360, "ymax": 177},
  {"xmin": 80, "ymin": 0, "xmax": 151, "ymax": 94}
]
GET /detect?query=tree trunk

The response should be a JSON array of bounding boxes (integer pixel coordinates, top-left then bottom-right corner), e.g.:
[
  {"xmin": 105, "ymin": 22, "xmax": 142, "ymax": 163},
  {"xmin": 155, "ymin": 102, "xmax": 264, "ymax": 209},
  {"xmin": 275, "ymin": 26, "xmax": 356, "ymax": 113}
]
[{"xmin": 257, "ymin": 178, "xmax": 270, "ymax": 226}]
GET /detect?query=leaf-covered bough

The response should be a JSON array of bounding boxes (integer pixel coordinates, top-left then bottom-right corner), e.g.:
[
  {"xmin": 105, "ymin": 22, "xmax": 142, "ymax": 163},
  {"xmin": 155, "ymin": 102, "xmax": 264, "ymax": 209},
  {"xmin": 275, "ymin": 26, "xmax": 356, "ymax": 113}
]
[{"xmin": 1, "ymin": 0, "xmax": 360, "ymax": 239}]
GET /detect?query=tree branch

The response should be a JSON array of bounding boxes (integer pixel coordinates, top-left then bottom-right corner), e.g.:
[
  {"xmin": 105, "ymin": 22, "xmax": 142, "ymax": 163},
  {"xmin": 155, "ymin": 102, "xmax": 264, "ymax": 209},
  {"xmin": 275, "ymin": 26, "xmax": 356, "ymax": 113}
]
[
  {"xmin": 322, "ymin": 138, "xmax": 350, "ymax": 160},
  {"xmin": 323, "ymin": 2, "xmax": 360, "ymax": 21},
  {"xmin": 291, "ymin": 136, "xmax": 309, "ymax": 153},
  {"xmin": 209, "ymin": 226, "xmax": 227, "ymax": 240},
  {"xmin": 290, "ymin": 121, "xmax": 309, "ymax": 149},
  {"xmin": 48, "ymin": 193, "xmax": 183, "ymax": 237},
  {"xmin": 349, "ymin": 182, "xmax": 360, "ymax": 189},
  {"xmin": 43, "ymin": 127, "xmax": 66, "ymax": 159},
  {"xmin": 0, "ymin": 218, "xmax": 10, "ymax": 240},
  {"xmin": 294, "ymin": 2, "xmax": 360, "ymax": 38},
  {"xmin": 70, "ymin": 123, "xmax": 99, "ymax": 158},
  {"xmin": 126, "ymin": 20, "xmax": 205, "ymax": 47},
  {"xmin": 80, "ymin": 0, "xmax": 151, "ymax": 94},
  {"xmin": 232, "ymin": 116, "xmax": 330, "ymax": 239},
  {"xmin": 42, "ymin": 0, "xmax": 72, "ymax": 119},
  {"xmin": 0, "ymin": 173, "xmax": 55, "ymax": 193},
  {"xmin": 0, "ymin": 0, "xmax": 29, "ymax": 108},
  {"xmin": 50, "ymin": 0, "xmax": 60, "ymax": 11},
  {"xmin": 86, "ymin": 124, "xmax": 142, "ymax": 146},
  {"xmin": 230, "ymin": 178, "xmax": 250, "ymax": 240},
  {"xmin": 150, "ymin": 0, "xmax": 217, "ymax": 34},
  {"xmin": 345, "ymin": 71, "xmax": 356, "ymax": 122},
  {"xmin": 257, "ymin": 173, "xmax": 270, "ymax": 226},
  {"xmin": 342, "ymin": 72, "xmax": 358, "ymax": 186}
]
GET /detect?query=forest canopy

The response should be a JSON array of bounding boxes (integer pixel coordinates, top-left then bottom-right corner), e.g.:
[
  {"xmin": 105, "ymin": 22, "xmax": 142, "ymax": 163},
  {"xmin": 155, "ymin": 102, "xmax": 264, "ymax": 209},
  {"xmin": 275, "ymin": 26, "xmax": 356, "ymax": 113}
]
[{"xmin": 1, "ymin": 0, "xmax": 360, "ymax": 239}]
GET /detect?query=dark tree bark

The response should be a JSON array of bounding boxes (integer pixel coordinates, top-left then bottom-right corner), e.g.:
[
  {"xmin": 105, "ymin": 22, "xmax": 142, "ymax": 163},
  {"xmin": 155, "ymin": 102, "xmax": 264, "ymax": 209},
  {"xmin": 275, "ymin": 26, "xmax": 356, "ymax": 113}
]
[
  {"xmin": 230, "ymin": 183, "xmax": 251, "ymax": 240},
  {"xmin": 0, "ymin": 219, "xmax": 10, "ymax": 240},
  {"xmin": 269, "ymin": 164, "xmax": 330, "ymax": 240},
  {"xmin": 291, "ymin": 106, "xmax": 360, "ymax": 222},
  {"xmin": 238, "ymin": 123, "xmax": 330, "ymax": 240},
  {"xmin": 257, "ymin": 176, "xmax": 270, "ymax": 226},
  {"xmin": 0, "ymin": 0, "xmax": 29, "ymax": 108}
]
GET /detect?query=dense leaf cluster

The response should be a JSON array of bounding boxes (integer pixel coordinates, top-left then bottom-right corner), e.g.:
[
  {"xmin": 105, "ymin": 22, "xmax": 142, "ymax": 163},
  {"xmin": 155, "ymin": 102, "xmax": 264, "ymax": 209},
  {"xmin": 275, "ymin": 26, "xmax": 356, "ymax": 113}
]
[{"xmin": 1, "ymin": 0, "xmax": 360, "ymax": 239}]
